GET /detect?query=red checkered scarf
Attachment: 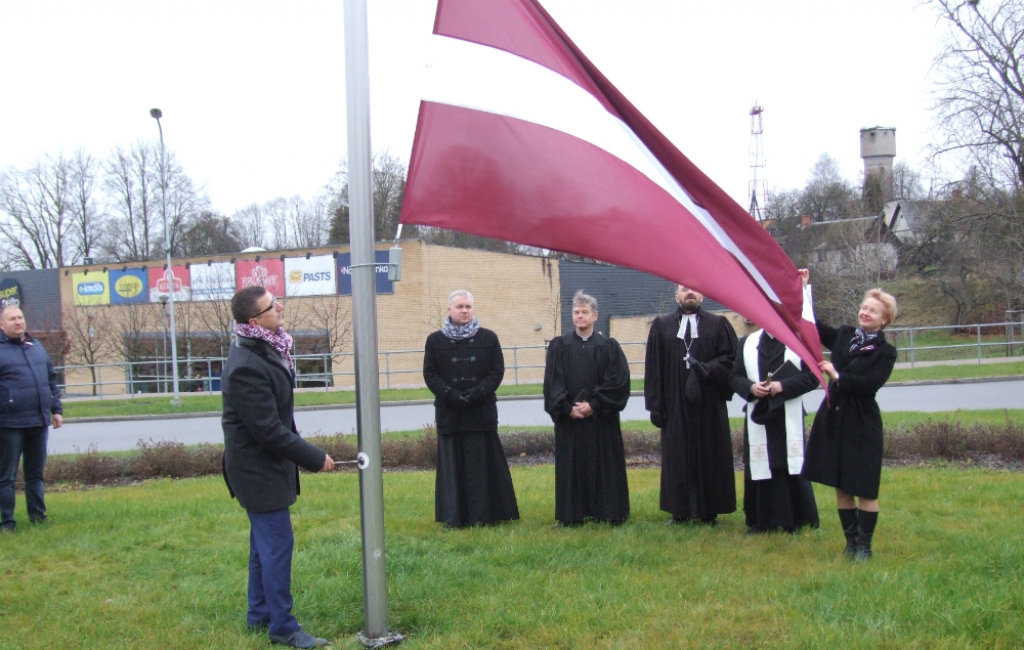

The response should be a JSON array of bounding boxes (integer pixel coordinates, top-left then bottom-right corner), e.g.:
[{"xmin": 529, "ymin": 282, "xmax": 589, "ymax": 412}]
[{"xmin": 235, "ymin": 323, "xmax": 294, "ymax": 371}]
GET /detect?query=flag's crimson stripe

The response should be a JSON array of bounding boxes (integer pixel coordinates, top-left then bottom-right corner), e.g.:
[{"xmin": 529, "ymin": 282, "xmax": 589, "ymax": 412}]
[{"xmin": 403, "ymin": 102, "xmax": 823, "ymax": 373}]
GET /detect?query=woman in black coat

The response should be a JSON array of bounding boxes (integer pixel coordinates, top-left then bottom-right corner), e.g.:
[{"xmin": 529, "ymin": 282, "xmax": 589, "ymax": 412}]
[{"xmin": 799, "ymin": 269, "xmax": 898, "ymax": 561}]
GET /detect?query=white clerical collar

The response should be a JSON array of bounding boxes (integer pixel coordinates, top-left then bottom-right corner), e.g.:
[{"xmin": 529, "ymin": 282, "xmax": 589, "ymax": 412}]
[
  {"xmin": 576, "ymin": 330, "xmax": 592, "ymax": 341},
  {"xmin": 676, "ymin": 312, "xmax": 699, "ymax": 339}
]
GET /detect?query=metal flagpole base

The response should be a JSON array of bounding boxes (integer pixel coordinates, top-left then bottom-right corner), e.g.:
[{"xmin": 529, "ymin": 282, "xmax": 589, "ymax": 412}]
[{"xmin": 356, "ymin": 630, "xmax": 406, "ymax": 648}]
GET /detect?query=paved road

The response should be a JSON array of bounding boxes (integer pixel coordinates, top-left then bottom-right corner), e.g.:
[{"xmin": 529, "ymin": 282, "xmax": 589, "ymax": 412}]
[{"xmin": 52, "ymin": 378, "xmax": 1023, "ymax": 455}]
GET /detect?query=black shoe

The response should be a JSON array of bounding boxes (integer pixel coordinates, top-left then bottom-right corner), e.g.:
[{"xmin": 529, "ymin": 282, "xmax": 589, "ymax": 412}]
[
  {"xmin": 700, "ymin": 518, "xmax": 720, "ymax": 528},
  {"xmin": 30, "ymin": 516, "xmax": 49, "ymax": 525},
  {"xmin": 552, "ymin": 520, "xmax": 582, "ymax": 528},
  {"xmin": 667, "ymin": 517, "xmax": 688, "ymax": 525},
  {"xmin": 269, "ymin": 628, "xmax": 329, "ymax": 648},
  {"xmin": 0, "ymin": 524, "xmax": 13, "ymax": 534},
  {"xmin": 744, "ymin": 526, "xmax": 764, "ymax": 536}
]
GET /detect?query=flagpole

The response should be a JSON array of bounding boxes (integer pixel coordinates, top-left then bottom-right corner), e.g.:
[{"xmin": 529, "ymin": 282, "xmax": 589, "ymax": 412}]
[{"xmin": 343, "ymin": 0, "xmax": 402, "ymax": 646}]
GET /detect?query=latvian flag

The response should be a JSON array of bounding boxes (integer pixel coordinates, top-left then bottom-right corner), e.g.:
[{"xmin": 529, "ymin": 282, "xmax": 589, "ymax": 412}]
[{"xmin": 399, "ymin": 0, "xmax": 823, "ymax": 377}]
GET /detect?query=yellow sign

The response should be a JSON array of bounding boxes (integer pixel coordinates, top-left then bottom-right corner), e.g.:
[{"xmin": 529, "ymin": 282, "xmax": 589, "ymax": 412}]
[
  {"xmin": 114, "ymin": 274, "xmax": 144, "ymax": 299},
  {"xmin": 72, "ymin": 271, "xmax": 111, "ymax": 306}
]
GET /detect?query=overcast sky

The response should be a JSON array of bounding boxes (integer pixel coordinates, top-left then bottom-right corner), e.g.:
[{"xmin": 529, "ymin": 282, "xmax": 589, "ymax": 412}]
[{"xmin": 0, "ymin": 0, "xmax": 945, "ymax": 216}]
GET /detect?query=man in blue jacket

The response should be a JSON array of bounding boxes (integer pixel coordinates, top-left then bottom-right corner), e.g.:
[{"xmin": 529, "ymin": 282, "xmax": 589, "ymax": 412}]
[{"xmin": 0, "ymin": 305, "xmax": 62, "ymax": 532}]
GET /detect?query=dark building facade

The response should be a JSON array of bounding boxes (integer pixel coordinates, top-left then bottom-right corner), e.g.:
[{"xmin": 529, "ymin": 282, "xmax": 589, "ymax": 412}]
[{"xmin": 558, "ymin": 261, "xmax": 726, "ymax": 337}]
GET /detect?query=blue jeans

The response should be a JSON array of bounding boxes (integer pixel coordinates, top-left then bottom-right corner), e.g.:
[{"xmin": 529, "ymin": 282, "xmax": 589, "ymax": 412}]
[
  {"xmin": 246, "ymin": 508, "xmax": 300, "ymax": 637},
  {"xmin": 0, "ymin": 426, "xmax": 49, "ymax": 529}
]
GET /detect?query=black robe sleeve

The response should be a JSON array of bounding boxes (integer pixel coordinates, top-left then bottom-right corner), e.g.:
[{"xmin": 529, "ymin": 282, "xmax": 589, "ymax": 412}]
[
  {"xmin": 729, "ymin": 335, "xmax": 757, "ymax": 401},
  {"xmin": 543, "ymin": 337, "xmax": 571, "ymax": 422},
  {"xmin": 588, "ymin": 338, "xmax": 631, "ymax": 417},
  {"xmin": 643, "ymin": 317, "xmax": 665, "ymax": 414}
]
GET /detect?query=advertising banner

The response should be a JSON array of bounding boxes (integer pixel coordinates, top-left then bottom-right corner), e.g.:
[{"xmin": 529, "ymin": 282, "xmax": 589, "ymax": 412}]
[
  {"xmin": 284, "ymin": 255, "xmax": 336, "ymax": 297},
  {"xmin": 0, "ymin": 278, "xmax": 22, "ymax": 309},
  {"xmin": 336, "ymin": 251, "xmax": 394, "ymax": 295},
  {"xmin": 72, "ymin": 271, "xmax": 111, "ymax": 306},
  {"xmin": 148, "ymin": 266, "xmax": 191, "ymax": 302},
  {"xmin": 109, "ymin": 269, "xmax": 148, "ymax": 305},
  {"xmin": 235, "ymin": 259, "xmax": 285, "ymax": 297},
  {"xmin": 190, "ymin": 262, "xmax": 237, "ymax": 301}
]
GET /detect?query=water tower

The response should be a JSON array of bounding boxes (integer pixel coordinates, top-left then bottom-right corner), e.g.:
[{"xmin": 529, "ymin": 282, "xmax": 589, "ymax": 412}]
[{"xmin": 860, "ymin": 126, "xmax": 896, "ymax": 204}]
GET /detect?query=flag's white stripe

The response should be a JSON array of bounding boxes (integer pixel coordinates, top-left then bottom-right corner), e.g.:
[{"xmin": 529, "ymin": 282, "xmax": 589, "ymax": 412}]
[{"xmin": 423, "ymin": 34, "xmax": 780, "ymax": 303}]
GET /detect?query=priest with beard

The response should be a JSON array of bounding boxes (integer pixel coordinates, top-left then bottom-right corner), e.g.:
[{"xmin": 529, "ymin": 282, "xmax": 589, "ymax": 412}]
[
  {"xmin": 729, "ymin": 328, "xmax": 820, "ymax": 534},
  {"xmin": 645, "ymin": 285, "xmax": 738, "ymax": 526},
  {"xmin": 423, "ymin": 290, "xmax": 519, "ymax": 528},
  {"xmin": 543, "ymin": 291, "xmax": 631, "ymax": 527}
]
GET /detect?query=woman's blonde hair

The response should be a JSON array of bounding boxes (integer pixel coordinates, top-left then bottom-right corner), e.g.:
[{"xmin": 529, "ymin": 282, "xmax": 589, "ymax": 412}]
[{"xmin": 863, "ymin": 288, "xmax": 897, "ymax": 328}]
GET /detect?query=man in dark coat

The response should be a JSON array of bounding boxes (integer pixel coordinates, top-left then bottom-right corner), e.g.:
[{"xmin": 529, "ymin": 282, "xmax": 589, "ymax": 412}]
[
  {"xmin": 729, "ymin": 329, "xmax": 820, "ymax": 534},
  {"xmin": 222, "ymin": 287, "xmax": 333, "ymax": 649},
  {"xmin": 543, "ymin": 291, "xmax": 631, "ymax": 526},
  {"xmin": 0, "ymin": 305, "xmax": 62, "ymax": 532},
  {"xmin": 423, "ymin": 290, "xmax": 519, "ymax": 528},
  {"xmin": 645, "ymin": 285, "xmax": 737, "ymax": 525}
]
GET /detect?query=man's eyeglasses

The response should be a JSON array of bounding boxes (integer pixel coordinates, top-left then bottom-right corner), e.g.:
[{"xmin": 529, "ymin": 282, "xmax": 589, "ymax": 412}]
[{"xmin": 251, "ymin": 298, "xmax": 278, "ymax": 320}]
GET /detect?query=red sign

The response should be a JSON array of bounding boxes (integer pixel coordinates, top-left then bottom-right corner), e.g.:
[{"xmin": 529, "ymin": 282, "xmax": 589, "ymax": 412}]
[
  {"xmin": 235, "ymin": 260, "xmax": 284, "ymax": 297},
  {"xmin": 147, "ymin": 265, "xmax": 191, "ymax": 302}
]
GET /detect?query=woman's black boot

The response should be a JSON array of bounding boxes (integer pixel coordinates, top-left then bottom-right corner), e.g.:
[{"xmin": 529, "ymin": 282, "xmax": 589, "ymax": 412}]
[
  {"xmin": 838, "ymin": 508, "xmax": 858, "ymax": 557},
  {"xmin": 853, "ymin": 510, "xmax": 878, "ymax": 562}
]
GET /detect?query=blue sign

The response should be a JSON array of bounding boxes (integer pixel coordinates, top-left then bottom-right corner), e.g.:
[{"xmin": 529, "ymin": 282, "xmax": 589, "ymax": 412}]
[
  {"xmin": 77, "ymin": 282, "xmax": 105, "ymax": 295},
  {"xmin": 336, "ymin": 251, "xmax": 394, "ymax": 295},
  {"xmin": 109, "ymin": 269, "xmax": 149, "ymax": 304}
]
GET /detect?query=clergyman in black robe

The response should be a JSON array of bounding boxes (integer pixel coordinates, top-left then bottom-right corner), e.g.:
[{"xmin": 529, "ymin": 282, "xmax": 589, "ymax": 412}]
[
  {"xmin": 423, "ymin": 290, "xmax": 519, "ymax": 528},
  {"xmin": 543, "ymin": 291, "xmax": 631, "ymax": 526},
  {"xmin": 644, "ymin": 285, "xmax": 738, "ymax": 525},
  {"xmin": 729, "ymin": 329, "xmax": 820, "ymax": 534}
]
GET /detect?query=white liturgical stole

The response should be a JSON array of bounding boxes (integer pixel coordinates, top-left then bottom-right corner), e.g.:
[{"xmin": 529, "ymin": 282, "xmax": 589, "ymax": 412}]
[{"xmin": 744, "ymin": 330, "xmax": 805, "ymax": 481}]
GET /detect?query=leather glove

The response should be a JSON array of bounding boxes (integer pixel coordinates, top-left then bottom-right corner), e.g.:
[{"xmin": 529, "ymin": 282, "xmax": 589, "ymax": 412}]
[
  {"xmin": 466, "ymin": 386, "xmax": 486, "ymax": 405},
  {"xmin": 690, "ymin": 358, "xmax": 710, "ymax": 379},
  {"xmin": 444, "ymin": 389, "xmax": 465, "ymax": 408},
  {"xmin": 650, "ymin": 411, "xmax": 666, "ymax": 429}
]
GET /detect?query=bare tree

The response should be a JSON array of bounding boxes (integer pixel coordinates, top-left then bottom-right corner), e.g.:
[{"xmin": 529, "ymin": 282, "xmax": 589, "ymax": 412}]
[
  {"xmin": 69, "ymin": 149, "xmax": 103, "ymax": 262},
  {"xmin": 102, "ymin": 143, "xmax": 159, "ymax": 262},
  {"xmin": 801, "ymin": 153, "xmax": 858, "ymax": 222},
  {"xmin": 328, "ymin": 151, "xmax": 416, "ymax": 244},
  {"xmin": 102, "ymin": 142, "xmax": 207, "ymax": 261},
  {"xmin": 291, "ymin": 194, "xmax": 330, "ymax": 248},
  {"xmin": 233, "ymin": 203, "xmax": 268, "ymax": 250},
  {"xmin": 929, "ymin": 0, "xmax": 1024, "ymax": 186},
  {"xmin": 0, "ymin": 153, "xmax": 78, "ymax": 268},
  {"xmin": 62, "ymin": 307, "xmax": 115, "ymax": 396}
]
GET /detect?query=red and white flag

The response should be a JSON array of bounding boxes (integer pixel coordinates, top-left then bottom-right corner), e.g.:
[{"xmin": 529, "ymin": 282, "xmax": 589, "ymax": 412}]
[{"xmin": 399, "ymin": 0, "xmax": 823, "ymax": 377}]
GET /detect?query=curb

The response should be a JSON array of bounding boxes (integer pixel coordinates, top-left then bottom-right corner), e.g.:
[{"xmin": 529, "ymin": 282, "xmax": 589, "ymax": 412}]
[{"xmin": 61, "ymin": 376, "xmax": 1024, "ymax": 424}]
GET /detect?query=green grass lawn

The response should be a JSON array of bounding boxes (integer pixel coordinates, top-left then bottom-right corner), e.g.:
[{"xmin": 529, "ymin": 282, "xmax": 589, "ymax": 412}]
[
  {"xmin": 3, "ymin": 466, "xmax": 1022, "ymax": 649},
  {"xmin": 60, "ymin": 363, "xmax": 1024, "ymax": 420}
]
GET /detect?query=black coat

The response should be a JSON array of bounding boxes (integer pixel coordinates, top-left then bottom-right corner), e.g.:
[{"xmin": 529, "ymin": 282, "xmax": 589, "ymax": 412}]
[
  {"xmin": 423, "ymin": 327, "xmax": 504, "ymax": 434},
  {"xmin": 221, "ymin": 335, "xmax": 327, "ymax": 513},
  {"xmin": 801, "ymin": 324, "xmax": 897, "ymax": 500},
  {"xmin": 423, "ymin": 326, "xmax": 518, "ymax": 526},
  {"xmin": 0, "ymin": 331, "xmax": 61, "ymax": 429},
  {"xmin": 644, "ymin": 307, "xmax": 738, "ymax": 519}
]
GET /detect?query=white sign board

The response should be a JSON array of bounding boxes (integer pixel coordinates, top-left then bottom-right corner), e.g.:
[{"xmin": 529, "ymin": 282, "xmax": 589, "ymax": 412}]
[
  {"xmin": 284, "ymin": 255, "xmax": 337, "ymax": 297},
  {"xmin": 190, "ymin": 262, "xmax": 237, "ymax": 301}
]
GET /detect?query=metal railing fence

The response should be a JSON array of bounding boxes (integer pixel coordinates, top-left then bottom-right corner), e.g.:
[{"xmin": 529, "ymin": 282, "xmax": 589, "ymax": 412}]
[{"xmin": 56, "ymin": 320, "xmax": 1023, "ymax": 398}]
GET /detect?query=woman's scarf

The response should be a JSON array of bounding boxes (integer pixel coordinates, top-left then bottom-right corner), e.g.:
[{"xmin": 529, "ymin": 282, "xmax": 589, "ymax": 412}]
[
  {"xmin": 849, "ymin": 327, "xmax": 880, "ymax": 354},
  {"xmin": 441, "ymin": 316, "xmax": 480, "ymax": 341},
  {"xmin": 235, "ymin": 322, "xmax": 294, "ymax": 370}
]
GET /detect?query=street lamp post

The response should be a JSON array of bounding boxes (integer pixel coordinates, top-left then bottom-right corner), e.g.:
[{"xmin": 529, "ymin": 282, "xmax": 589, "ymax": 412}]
[{"xmin": 150, "ymin": 108, "xmax": 183, "ymax": 407}]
